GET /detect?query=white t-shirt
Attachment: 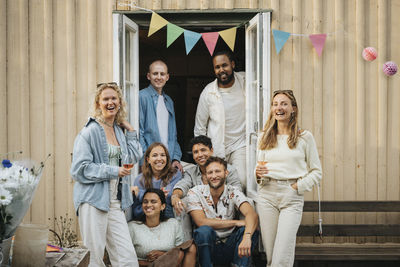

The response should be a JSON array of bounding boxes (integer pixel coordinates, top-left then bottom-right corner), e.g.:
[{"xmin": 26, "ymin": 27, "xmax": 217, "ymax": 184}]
[
  {"xmin": 156, "ymin": 94, "xmax": 169, "ymax": 147},
  {"xmin": 218, "ymin": 80, "xmax": 246, "ymax": 155}
]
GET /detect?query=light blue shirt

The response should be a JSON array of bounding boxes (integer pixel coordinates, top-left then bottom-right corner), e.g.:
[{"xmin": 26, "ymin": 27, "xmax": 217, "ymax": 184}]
[
  {"xmin": 70, "ymin": 118, "xmax": 143, "ymax": 214},
  {"xmin": 139, "ymin": 85, "xmax": 182, "ymax": 161}
]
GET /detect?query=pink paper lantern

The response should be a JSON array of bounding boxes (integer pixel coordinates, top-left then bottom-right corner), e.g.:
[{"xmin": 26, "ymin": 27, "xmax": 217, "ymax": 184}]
[
  {"xmin": 383, "ymin": 61, "xmax": 398, "ymax": 76},
  {"xmin": 362, "ymin": 47, "xmax": 377, "ymax": 61}
]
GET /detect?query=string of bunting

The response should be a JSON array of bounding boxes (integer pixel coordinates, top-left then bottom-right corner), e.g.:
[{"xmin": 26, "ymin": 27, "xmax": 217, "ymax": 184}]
[
  {"xmin": 148, "ymin": 11, "xmax": 238, "ymax": 55},
  {"xmin": 272, "ymin": 29, "xmax": 328, "ymax": 56},
  {"xmin": 118, "ymin": 2, "xmax": 242, "ymax": 55},
  {"xmin": 118, "ymin": 2, "xmax": 397, "ymax": 75}
]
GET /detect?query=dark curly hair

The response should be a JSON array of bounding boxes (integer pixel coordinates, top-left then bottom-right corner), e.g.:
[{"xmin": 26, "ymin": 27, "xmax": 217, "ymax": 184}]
[
  {"xmin": 189, "ymin": 135, "xmax": 213, "ymax": 150},
  {"xmin": 139, "ymin": 188, "xmax": 168, "ymax": 223}
]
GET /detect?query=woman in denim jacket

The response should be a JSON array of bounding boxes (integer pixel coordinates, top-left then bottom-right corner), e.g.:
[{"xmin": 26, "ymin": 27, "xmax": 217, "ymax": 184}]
[{"xmin": 71, "ymin": 82, "xmax": 142, "ymax": 267}]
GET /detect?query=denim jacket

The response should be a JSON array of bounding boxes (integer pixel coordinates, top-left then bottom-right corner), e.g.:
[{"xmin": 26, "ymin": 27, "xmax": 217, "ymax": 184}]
[
  {"xmin": 139, "ymin": 85, "xmax": 182, "ymax": 161},
  {"xmin": 70, "ymin": 118, "xmax": 143, "ymax": 214}
]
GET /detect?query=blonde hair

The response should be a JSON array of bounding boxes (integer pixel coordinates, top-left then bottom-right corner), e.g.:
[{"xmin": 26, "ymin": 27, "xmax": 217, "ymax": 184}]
[
  {"xmin": 90, "ymin": 82, "xmax": 128, "ymax": 124},
  {"xmin": 259, "ymin": 90, "xmax": 301, "ymax": 150}
]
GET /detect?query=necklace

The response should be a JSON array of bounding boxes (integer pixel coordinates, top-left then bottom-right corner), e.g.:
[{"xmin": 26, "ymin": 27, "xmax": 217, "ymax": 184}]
[{"xmin": 98, "ymin": 118, "xmax": 114, "ymax": 128}]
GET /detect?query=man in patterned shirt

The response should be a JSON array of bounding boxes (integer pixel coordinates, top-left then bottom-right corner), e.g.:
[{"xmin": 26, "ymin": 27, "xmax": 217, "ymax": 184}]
[{"xmin": 186, "ymin": 156, "xmax": 259, "ymax": 267}]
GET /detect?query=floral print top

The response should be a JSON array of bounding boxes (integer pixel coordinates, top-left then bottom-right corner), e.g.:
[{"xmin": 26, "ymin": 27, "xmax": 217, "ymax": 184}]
[{"xmin": 186, "ymin": 184, "xmax": 249, "ymax": 238}]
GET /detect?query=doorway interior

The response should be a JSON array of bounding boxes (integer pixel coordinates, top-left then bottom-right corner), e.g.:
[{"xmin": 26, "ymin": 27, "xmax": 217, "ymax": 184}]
[{"xmin": 137, "ymin": 26, "xmax": 245, "ymax": 162}]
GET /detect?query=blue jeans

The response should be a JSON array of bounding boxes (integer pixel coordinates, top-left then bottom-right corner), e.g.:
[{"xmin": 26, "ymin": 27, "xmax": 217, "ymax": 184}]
[{"xmin": 193, "ymin": 225, "xmax": 259, "ymax": 267}]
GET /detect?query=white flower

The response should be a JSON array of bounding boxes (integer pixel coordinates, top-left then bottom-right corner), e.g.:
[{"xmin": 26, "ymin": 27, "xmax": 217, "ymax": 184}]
[{"xmin": 0, "ymin": 186, "xmax": 12, "ymax": 205}]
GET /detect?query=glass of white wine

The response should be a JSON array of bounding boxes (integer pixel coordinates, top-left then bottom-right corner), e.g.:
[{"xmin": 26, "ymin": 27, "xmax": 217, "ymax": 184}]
[{"xmin": 256, "ymin": 154, "xmax": 267, "ymax": 185}]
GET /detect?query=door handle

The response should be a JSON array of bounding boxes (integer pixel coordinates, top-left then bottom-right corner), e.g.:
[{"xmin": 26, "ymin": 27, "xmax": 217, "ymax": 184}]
[{"xmin": 249, "ymin": 132, "xmax": 258, "ymax": 144}]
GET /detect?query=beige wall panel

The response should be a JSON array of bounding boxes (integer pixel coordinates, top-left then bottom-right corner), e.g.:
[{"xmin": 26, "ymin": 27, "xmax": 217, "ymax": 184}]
[
  {"xmin": 279, "ymin": 0, "xmax": 293, "ymax": 92},
  {"xmin": 53, "ymin": 0, "xmax": 76, "ymax": 223},
  {"xmin": 97, "ymin": 0, "xmax": 114, "ymax": 82},
  {"xmin": 365, "ymin": 0, "xmax": 379, "ymax": 242},
  {"xmin": 355, "ymin": 0, "xmax": 366, "ymax": 238},
  {"xmin": 28, "ymin": 0, "xmax": 54, "ymax": 225},
  {"xmin": 333, "ymin": 0, "xmax": 345, "ymax": 243},
  {"xmin": 295, "ymin": 0, "xmax": 311, "ymax": 244},
  {"xmin": 343, "ymin": 0, "xmax": 357, "ymax": 243},
  {"xmin": 7, "ymin": 0, "xmax": 30, "ymax": 165},
  {"xmin": 270, "ymin": 0, "xmax": 280, "ymax": 92},
  {"xmin": 387, "ymin": 0, "xmax": 400, "ymax": 243},
  {"xmin": 292, "ymin": 0, "xmax": 302, "ymax": 127},
  {"xmin": 0, "ymin": 0, "xmax": 6, "ymax": 153},
  {"xmin": 376, "ymin": 1, "xmax": 388, "ymax": 242},
  {"xmin": 311, "ymin": 0, "xmax": 324, "ymax": 243},
  {"xmin": 76, "ymin": 0, "xmax": 96, "ymax": 128}
]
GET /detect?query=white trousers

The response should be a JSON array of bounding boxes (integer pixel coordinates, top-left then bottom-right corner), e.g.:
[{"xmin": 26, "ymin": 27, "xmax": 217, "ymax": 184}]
[
  {"xmin": 226, "ymin": 146, "xmax": 247, "ymax": 190},
  {"xmin": 78, "ymin": 201, "xmax": 139, "ymax": 267},
  {"xmin": 256, "ymin": 181, "xmax": 304, "ymax": 267}
]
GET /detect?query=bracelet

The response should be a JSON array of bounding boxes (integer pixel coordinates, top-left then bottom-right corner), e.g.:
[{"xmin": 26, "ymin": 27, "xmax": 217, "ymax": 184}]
[{"xmin": 244, "ymin": 232, "xmax": 252, "ymax": 235}]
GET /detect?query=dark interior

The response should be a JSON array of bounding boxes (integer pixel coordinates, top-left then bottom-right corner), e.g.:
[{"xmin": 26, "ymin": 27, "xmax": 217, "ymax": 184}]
[{"xmin": 137, "ymin": 26, "xmax": 245, "ymax": 162}]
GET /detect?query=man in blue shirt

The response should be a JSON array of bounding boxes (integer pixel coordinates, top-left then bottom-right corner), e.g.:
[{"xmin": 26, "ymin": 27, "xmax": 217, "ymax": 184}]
[{"xmin": 139, "ymin": 60, "xmax": 183, "ymax": 171}]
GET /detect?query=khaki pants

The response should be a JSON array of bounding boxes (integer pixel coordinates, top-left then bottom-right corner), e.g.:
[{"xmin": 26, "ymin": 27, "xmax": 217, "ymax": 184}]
[
  {"xmin": 226, "ymin": 146, "xmax": 247, "ymax": 190},
  {"xmin": 256, "ymin": 180, "xmax": 304, "ymax": 267},
  {"xmin": 79, "ymin": 201, "xmax": 139, "ymax": 267}
]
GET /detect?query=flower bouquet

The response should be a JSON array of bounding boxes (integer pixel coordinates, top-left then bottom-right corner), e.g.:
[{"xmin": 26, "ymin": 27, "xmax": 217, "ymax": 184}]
[{"xmin": 0, "ymin": 153, "xmax": 50, "ymax": 265}]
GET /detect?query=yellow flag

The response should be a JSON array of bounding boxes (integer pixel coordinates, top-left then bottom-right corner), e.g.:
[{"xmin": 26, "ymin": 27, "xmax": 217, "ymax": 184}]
[
  {"xmin": 148, "ymin": 12, "xmax": 168, "ymax": 37},
  {"xmin": 219, "ymin": 27, "xmax": 237, "ymax": 51}
]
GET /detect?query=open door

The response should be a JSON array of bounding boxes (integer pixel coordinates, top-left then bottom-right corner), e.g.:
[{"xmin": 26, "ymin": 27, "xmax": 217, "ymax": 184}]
[
  {"xmin": 113, "ymin": 14, "xmax": 140, "ymax": 177},
  {"xmin": 245, "ymin": 12, "xmax": 271, "ymax": 199}
]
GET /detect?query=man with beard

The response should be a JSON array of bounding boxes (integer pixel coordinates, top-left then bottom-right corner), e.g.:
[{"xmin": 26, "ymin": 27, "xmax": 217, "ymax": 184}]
[
  {"xmin": 186, "ymin": 157, "xmax": 258, "ymax": 267},
  {"xmin": 194, "ymin": 51, "xmax": 247, "ymax": 189},
  {"xmin": 171, "ymin": 135, "xmax": 242, "ymax": 216}
]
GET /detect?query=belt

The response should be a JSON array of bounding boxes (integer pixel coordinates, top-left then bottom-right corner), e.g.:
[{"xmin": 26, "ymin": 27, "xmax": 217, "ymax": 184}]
[{"xmin": 256, "ymin": 177, "xmax": 299, "ymax": 186}]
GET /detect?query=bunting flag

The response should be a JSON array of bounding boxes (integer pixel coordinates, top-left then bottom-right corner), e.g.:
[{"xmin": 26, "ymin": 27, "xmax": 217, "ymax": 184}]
[
  {"xmin": 184, "ymin": 30, "xmax": 202, "ymax": 55},
  {"xmin": 167, "ymin": 23, "xmax": 184, "ymax": 47},
  {"xmin": 148, "ymin": 12, "xmax": 168, "ymax": 37},
  {"xmin": 309, "ymin": 34, "xmax": 327, "ymax": 57},
  {"xmin": 201, "ymin": 32, "xmax": 219, "ymax": 56},
  {"xmin": 219, "ymin": 27, "xmax": 237, "ymax": 51},
  {"xmin": 272, "ymin": 29, "xmax": 291, "ymax": 54}
]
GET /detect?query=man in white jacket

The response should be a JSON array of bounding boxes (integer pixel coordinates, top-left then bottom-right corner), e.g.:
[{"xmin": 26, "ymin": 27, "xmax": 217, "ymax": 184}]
[{"xmin": 194, "ymin": 51, "xmax": 247, "ymax": 189}]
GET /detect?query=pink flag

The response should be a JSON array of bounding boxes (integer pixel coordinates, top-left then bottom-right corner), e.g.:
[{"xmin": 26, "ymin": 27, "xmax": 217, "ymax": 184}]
[
  {"xmin": 309, "ymin": 34, "xmax": 327, "ymax": 57},
  {"xmin": 201, "ymin": 32, "xmax": 219, "ymax": 56}
]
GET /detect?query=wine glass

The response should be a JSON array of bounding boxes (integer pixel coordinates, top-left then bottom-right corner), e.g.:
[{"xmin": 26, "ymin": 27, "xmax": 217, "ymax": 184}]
[
  {"xmin": 121, "ymin": 154, "xmax": 134, "ymax": 185},
  {"xmin": 256, "ymin": 153, "xmax": 267, "ymax": 185}
]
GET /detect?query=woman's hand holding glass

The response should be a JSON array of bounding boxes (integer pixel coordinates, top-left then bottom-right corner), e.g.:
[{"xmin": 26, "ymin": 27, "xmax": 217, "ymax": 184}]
[
  {"xmin": 120, "ymin": 154, "xmax": 133, "ymax": 185},
  {"xmin": 255, "ymin": 159, "xmax": 269, "ymax": 178}
]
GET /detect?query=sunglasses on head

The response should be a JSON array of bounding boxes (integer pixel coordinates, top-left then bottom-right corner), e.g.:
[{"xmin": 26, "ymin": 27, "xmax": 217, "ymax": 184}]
[
  {"xmin": 273, "ymin": 89, "xmax": 294, "ymax": 95},
  {"xmin": 97, "ymin": 82, "xmax": 118, "ymax": 87}
]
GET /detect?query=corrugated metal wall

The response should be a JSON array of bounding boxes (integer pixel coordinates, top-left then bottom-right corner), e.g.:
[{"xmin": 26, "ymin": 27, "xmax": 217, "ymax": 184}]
[{"xmin": 1, "ymin": 0, "xmax": 399, "ymax": 243}]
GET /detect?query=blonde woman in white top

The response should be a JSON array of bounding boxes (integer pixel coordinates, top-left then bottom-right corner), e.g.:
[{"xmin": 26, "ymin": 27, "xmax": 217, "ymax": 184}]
[{"xmin": 255, "ymin": 90, "xmax": 322, "ymax": 267}]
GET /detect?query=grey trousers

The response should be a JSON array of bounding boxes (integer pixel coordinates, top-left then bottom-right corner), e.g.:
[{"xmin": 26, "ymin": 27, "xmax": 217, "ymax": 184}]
[{"xmin": 256, "ymin": 180, "xmax": 304, "ymax": 267}]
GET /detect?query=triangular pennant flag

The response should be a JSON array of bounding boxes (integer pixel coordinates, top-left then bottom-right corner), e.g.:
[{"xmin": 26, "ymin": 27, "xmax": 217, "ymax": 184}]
[
  {"xmin": 219, "ymin": 27, "xmax": 237, "ymax": 51},
  {"xmin": 148, "ymin": 12, "xmax": 168, "ymax": 37},
  {"xmin": 201, "ymin": 32, "xmax": 219, "ymax": 56},
  {"xmin": 184, "ymin": 30, "xmax": 202, "ymax": 55},
  {"xmin": 272, "ymin": 29, "xmax": 291, "ymax": 54},
  {"xmin": 167, "ymin": 23, "xmax": 184, "ymax": 47},
  {"xmin": 309, "ymin": 34, "xmax": 327, "ymax": 57}
]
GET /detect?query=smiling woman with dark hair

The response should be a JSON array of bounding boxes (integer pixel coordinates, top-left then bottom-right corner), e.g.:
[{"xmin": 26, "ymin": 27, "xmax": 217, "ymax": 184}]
[
  {"xmin": 131, "ymin": 142, "xmax": 182, "ymax": 219},
  {"xmin": 128, "ymin": 189, "xmax": 196, "ymax": 267}
]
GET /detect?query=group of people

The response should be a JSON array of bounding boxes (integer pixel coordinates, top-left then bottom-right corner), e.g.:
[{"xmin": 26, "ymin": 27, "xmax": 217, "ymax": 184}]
[{"xmin": 70, "ymin": 50, "xmax": 322, "ymax": 267}]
